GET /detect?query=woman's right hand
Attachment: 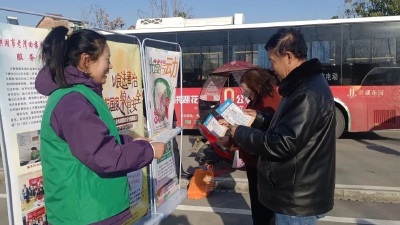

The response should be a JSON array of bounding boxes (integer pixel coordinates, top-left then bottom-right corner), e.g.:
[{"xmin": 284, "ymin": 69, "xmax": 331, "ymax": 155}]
[{"xmin": 151, "ymin": 142, "xmax": 167, "ymax": 159}]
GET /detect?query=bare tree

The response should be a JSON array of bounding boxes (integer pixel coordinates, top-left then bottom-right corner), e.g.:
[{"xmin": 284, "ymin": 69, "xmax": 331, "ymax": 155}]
[
  {"xmin": 138, "ymin": 0, "xmax": 167, "ymax": 18},
  {"xmin": 137, "ymin": 0, "xmax": 194, "ymax": 19},
  {"xmin": 108, "ymin": 17, "xmax": 125, "ymax": 30},
  {"xmin": 80, "ymin": 6, "xmax": 91, "ymax": 27},
  {"xmin": 80, "ymin": 4, "xmax": 125, "ymax": 30},
  {"xmin": 136, "ymin": 9, "xmax": 150, "ymax": 19},
  {"xmin": 172, "ymin": 0, "xmax": 194, "ymax": 18}
]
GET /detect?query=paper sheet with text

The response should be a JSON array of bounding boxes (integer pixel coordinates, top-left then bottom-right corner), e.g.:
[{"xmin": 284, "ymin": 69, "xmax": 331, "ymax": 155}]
[
  {"xmin": 216, "ymin": 99, "xmax": 255, "ymax": 127},
  {"xmin": 150, "ymin": 127, "xmax": 182, "ymax": 144},
  {"xmin": 204, "ymin": 115, "xmax": 228, "ymax": 138}
]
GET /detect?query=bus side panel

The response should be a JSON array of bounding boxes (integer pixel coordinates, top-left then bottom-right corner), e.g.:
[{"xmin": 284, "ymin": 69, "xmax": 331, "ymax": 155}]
[
  {"xmin": 331, "ymin": 85, "xmax": 400, "ymax": 132},
  {"xmin": 331, "ymin": 86, "xmax": 369, "ymax": 132},
  {"xmin": 174, "ymin": 88, "xmax": 202, "ymax": 129},
  {"xmin": 175, "ymin": 87, "xmax": 247, "ymax": 129},
  {"xmin": 363, "ymin": 85, "xmax": 400, "ymax": 130}
]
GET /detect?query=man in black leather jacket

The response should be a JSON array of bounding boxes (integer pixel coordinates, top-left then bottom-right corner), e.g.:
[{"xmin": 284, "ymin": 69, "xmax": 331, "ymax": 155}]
[{"xmin": 230, "ymin": 28, "xmax": 336, "ymax": 225}]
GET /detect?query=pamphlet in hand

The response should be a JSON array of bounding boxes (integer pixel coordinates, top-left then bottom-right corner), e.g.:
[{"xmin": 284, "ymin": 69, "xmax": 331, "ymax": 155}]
[
  {"xmin": 216, "ymin": 99, "xmax": 255, "ymax": 127},
  {"xmin": 204, "ymin": 114, "xmax": 228, "ymax": 138},
  {"xmin": 150, "ymin": 127, "xmax": 182, "ymax": 143}
]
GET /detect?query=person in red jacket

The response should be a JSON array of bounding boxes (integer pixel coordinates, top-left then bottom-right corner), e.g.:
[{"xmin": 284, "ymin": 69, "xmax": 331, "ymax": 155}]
[{"xmin": 220, "ymin": 67, "xmax": 281, "ymax": 225}]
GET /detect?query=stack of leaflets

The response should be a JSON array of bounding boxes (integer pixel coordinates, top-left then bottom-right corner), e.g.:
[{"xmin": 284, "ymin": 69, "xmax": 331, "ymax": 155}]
[
  {"xmin": 150, "ymin": 127, "xmax": 182, "ymax": 143},
  {"xmin": 204, "ymin": 114, "xmax": 228, "ymax": 138},
  {"xmin": 203, "ymin": 99, "xmax": 255, "ymax": 138}
]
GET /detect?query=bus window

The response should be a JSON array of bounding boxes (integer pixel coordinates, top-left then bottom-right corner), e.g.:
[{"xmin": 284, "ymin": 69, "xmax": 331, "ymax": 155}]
[
  {"xmin": 372, "ymin": 38, "xmax": 396, "ymax": 64},
  {"xmin": 178, "ymin": 31, "xmax": 228, "ymax": 88},
  {"xmin": 180, "ymin": 45, "xmax": 203, "ymax": 87},
  {"xmin": 231, "ymin": 44, "xmax": 258, "ymax": 65},
  {"xmin": 395, "ymin": 69, "xmax": 400, "ymax": 85},
  {"xmin": 311, "ymin": 41, "xmax": 334, "ymax": 65},
  {"xmin": 342, "ymin": 22, "xmax": 400, "ymax": 85},
  {"xmin": 342, "ymin": 23, "xmax": 372, "ymax": 85},
  {"xmin": 361, "ymin": 67, "xmax": 396, "ymax": 86},
  {"xmin": 306, "ymin": 42, "xmax": 312, "ymax": 61},
  {"xmin": 231, "ymin": 43, "xmax": 272, "ymax": 69},
  {"xmin": 342, "ymin": 39, "xmax": 374, "ymax": 85},
  {"xmin": 345, "ymin": 39, "xmax": 371, "ymax": 64},
  {"xmin": 229, "ymin": 27, "xmax": 280, "ymax": 69},
  {"xmin": 202, "ymin": 45, "xmax": 224, "ymax": 77},
  {"xmin": 300, "ymin": 25, "xmax": 341, "ymax": 85}
]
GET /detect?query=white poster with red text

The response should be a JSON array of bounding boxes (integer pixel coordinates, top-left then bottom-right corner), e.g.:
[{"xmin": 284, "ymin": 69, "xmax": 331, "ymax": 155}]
[{"xmin": 0, "ymin": 23, "xmax": 49, "ymax": 225}]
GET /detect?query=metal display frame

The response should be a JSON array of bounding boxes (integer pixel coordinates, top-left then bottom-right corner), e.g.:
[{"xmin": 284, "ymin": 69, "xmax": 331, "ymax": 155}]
[
  {"xmin": 141, "ymin": 38, "xmax": 186, "ymax": 219},
  {"xmin": 97, "ymin": 29, "xmax": 164, "ymax": 225},
  {"xmin": 0, "ymin": 7, "xmax": 185, "ymax": 225},
  {"xmin": 0, "ymin": 7, "xmax": 83, "ymax": 225}
]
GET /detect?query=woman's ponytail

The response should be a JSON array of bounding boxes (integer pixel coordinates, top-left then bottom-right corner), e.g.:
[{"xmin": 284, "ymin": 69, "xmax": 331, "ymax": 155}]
[{"xmin": 41, "ymin": 26, "xmax": 70, "ymax": 88}]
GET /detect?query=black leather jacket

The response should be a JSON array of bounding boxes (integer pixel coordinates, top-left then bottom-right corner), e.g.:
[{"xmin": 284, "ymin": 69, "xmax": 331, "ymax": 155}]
[{"xmin": 234, "ymin": 59, "xmax": 336, "ymax": 216}]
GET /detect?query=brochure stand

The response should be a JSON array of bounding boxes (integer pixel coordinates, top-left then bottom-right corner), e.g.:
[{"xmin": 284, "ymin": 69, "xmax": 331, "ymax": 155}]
[
  {"xmin": 97, "ymin": 29, "xmax": 165, "ymax": 225},
  {"xmin": 0, "ymin": 7, "xmax": 87, "ymax": 225},
  {"xmin": 0, "ymin": 7, "xmax": 185, "ymax": 225},
  {"xmin": 141, "ymin": 38, "xmax": 186, "ymax": 220}
]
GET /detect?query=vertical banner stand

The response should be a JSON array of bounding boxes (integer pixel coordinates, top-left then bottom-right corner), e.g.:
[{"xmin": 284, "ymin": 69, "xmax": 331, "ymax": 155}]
[
  {"xmin": 0, "ymin": 7, "xmax": 173, "ymax": 225},
  {"xmin": 97, "ymin": 29, "xmax": 164, "ymax": 225},
  {"xmin": 0, "ymin": 108, "xmax": 14, "ymax": 225},
  {"xmin": 0, "ymin": 7, "xmax": 84, "ymax": 225},
  {"xmin": 141, "ymin": 38, "xmax": 186, "ymax": 222}
]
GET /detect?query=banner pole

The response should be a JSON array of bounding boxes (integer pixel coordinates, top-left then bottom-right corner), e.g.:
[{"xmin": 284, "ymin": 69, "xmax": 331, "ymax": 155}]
[{"xmin": 142, "ymin": 38, "xmax": 185, "ymax": 215}]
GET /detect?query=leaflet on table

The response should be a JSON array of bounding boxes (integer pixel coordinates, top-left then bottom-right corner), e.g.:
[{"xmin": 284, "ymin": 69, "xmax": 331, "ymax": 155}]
[
  {"xmin": 204, "ymin": 115, "xmax": 228, "ymax": 138},
  {"xmin": 150, "ymin": 127, "xmax": 182, "ymax": 144},
  {"xmin": 216, "ymin": 99, "xmax": 255, "ymax": 126}
]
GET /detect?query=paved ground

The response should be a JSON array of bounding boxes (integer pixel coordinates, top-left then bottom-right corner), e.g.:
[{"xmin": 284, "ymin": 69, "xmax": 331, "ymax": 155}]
[
  {"xmin": 162, "ymin": 192, "xmax": 400, "ymax": 225},
  {"xmin": 2, "ymin": 189, "xmax": 400, "ymax": 225},
  {"xmin": 2, "ymin": 130, "xmax": 400, "ymax": 187},
  {"xmin": 178, "ymin": 130, "xmax": 400, "ymax": 188},
  {"xmin": 1, "ymin": 130, "xmax": 400, "ymax": 224}
]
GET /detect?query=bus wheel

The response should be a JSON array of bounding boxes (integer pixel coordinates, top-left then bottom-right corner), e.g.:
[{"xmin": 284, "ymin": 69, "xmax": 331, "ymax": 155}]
[{"xmin": 335, "ymin": 107, "xmax": 345, "ymax": 139}]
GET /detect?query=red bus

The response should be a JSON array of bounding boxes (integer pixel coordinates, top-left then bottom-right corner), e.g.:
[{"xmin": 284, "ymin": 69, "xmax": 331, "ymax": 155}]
[{"xmin": 108, "ymin": 14, "xmax": 400, "ymax": 137}]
